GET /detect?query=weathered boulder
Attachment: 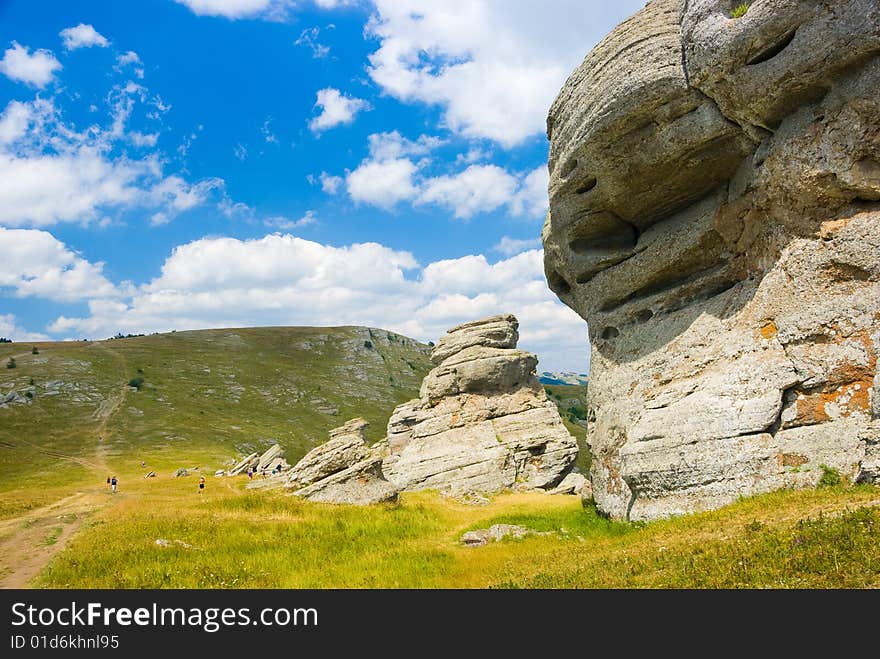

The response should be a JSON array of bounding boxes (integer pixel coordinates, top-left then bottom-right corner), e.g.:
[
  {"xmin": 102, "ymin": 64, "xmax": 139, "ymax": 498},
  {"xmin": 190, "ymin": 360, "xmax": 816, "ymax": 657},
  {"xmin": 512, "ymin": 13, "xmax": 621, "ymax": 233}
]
[
  {"xmin": 460, "ymin": 524, "xmax": 551, "ymax": 547},
  {"xmin": 229, "ymin": 452, "xmax": 258, "ymax": 476},
  {"xmin": 546, "ymin": 470, "xmax": 589, "ymax": 497},
  {"xmin": 291, "ymin": 456, "xmax": 399, "ymax": 505},
  {"xmin": 544, "ymin": 0, "xmax": 880, "ymax": 521},
  {"xmin": 286, "ymin": 418, "xmax": 370, "ymax": 487},
  {"xmin": 285, "ymin": 418, "xmax": 399, "ymax": 505},
  {"xmin": 382, "ymin": 315, "xmax": 579, "ymax": 495},
  {"xmin": 256, "ymin": 443, "xmax": 284, "ymax": 472}
]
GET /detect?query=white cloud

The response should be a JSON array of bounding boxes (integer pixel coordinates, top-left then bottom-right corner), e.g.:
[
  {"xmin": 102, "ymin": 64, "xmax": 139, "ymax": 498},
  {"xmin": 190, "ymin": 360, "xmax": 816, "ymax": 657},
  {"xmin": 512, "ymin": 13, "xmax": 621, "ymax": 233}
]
[
  {"xmin": 365, "ymin": 0, "xmax": 644, "ymax": 147},
  {"xmin": 175, "ymin": 0, "xmax": 295, "ymax": 20},
  {"xmin": 0, "ymin": 42, "xmax": 61, "ymax": 88},
  {"xmin": 0, "ymin": 314, "xmax": 50, "ymax": 342},
  {"xmin": 366, "ymin": 130, "xmax": 444, "ymax": 160},
  {"xmin": 0, "ymin": 148, "xmax": 146, "ymax": 227},
  {"xmin": 339, "ymin": 132, "xmax": 547, "ymax": 219},
  {"xmin": 493, "ymin": 235, "xmax": 542, "ymax": 256},
  {"xmin": 0, "ymin": 101, "xmax": 32, "ymax": 144},
  {"xmin": 0, "ymin": 227, "xmax": 118, "ymax": 302},
  {"xmin": 114, "ymin": 51, "xmax": 144, "ymax": 78},
  {"xmin": 234, "ymin": 143, "xmax": 248, "ymax": 161},
  {"xmin": 318, "ymin": 171, "xmax": 343, "ymax": 194},
  {"xmin": 309, "ymin": 88, "xmax": 371, "ymax": 133},
  {"xmin": 60, "ymin": 24, "xmax": 110, "ymax": 50},
  {"xmin": 265, "ymin": 209, "xmax": 318, "ymax": 230},
  {"xmin": 509, "ymin": 165, "xmax": 549, "ymax": 218},
  {"xmin": 0, "ymin": 96, "xmax": 222, "ymax": 228},
  {"xmin": 418, "ymin": 164, "xmax": 517, "ymax": 219},
  {"xmin": 346, "ymin": 158, "xmax": 418, "ymax": 208},
  {"xmin": 295, "ymin": 27, "xmax": 330, "ymax": 58},
  {"xmin": 45, "ymin": 234, "xmax": 588, "ymax": 371}
]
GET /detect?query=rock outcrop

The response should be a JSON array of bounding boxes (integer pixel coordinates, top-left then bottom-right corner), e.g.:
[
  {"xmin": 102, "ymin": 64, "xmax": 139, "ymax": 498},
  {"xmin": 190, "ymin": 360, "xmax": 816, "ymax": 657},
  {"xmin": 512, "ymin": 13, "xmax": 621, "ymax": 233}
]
[
  {"xmin": 543, "ymin": 0, "xmax": 880, "ymax": 520},
  {"xmin": 286, "ymin": 418, "xmax": 399, "ymax": 505},
  {"xmin": 381, "ymin": 315, "xmax": 579, "ymax": 494}
]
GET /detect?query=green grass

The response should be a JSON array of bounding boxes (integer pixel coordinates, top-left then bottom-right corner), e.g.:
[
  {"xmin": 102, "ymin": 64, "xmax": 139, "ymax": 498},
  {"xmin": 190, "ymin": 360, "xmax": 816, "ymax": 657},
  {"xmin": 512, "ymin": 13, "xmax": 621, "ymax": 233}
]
[
  {"xmin": 731, "ymin": 3, "xmax": 749, "ymax": 19},
  {"xmin": 543, "ymin": 383, "xmax": 591, "ymax": 473},
  {"xmin": 0, "ymin": 326, "xmax": 431, "ymax": 510},
  {"xmin": 32, "ymin": 480, "xmax": 880, "ymax": 589}
]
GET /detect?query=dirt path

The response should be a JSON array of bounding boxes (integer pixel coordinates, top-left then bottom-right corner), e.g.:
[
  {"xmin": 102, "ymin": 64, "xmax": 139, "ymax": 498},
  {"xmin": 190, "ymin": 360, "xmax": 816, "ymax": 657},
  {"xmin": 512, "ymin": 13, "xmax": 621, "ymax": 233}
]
[
  {"xmin": 0, "ymin": 490, "xmax": 113, "ymax": 588},
  {"xmin": 0, "ymin": 345, "xmax": 130, "ymax": 588}
]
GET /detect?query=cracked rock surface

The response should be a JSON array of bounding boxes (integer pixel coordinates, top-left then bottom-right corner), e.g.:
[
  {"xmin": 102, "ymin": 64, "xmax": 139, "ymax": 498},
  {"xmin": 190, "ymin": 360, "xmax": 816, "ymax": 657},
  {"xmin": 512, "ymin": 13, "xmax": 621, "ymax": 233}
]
[{"xmin": 543, "ymin": 0, "xmax": 880, "ymax": 521}]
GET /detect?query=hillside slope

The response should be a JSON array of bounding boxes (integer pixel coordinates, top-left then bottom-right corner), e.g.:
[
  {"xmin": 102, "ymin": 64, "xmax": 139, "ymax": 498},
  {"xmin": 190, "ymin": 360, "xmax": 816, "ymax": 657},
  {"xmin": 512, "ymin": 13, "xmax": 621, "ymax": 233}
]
[{"xmin": 0, "ymin": 326, "xmax": 431, "ymax": 504}]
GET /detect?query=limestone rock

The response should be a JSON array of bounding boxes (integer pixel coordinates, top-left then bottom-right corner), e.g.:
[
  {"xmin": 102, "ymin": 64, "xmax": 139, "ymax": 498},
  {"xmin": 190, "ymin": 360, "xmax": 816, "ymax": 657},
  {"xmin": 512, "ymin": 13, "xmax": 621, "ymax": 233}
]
[
  {"xmin": 544, "ymin": 0, "xmax": 880, "ymax": 520},
  {"xmin": 286, "ymin": 418, "xmax": 370, "ymax": 487},
  {"xmin": 229, "ymin": 452, "xmax": 258, "ymax": 476},
  {"xmin": 292, "ymin": 456, "xmax": 399, "ymax": 505},
  {"xmin": 430, "ymin": 314, "xmax": 519, "ymax": 365},
  {"xmin": 173, "ymin": 468, "xmax": 188, "ymax": 478},
  {"xmin": 256, "ymin": 443, "xmax": 284, "ymax": 472},
  {"xmin": 382, "ymin": 314, "xmax": 578, "ymax": 495},
  {"xmin": 286, "ymin": 418, "xmax": 399, "ymax": 505},
  {"xmin": 460, "ymin": 524, "xmax": 551, "ymax": 547},
  {"xmin": 547, "ymin": 470, "xmax": 588, "ymax": 496}
]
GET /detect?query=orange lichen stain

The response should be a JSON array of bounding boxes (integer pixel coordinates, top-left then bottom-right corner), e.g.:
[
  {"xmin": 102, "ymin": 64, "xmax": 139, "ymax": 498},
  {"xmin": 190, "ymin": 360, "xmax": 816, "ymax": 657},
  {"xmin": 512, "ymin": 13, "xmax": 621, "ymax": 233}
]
[
  {"xmin": 628, "ymin": 380, "xmax": 639, "ymax": 395},
  {"xmin": 449, "ymin": 413, "xmax": 459, "ymax": 428},
  {"xmin": 760, "ymin": 321, "xmax": 778, "ymax": 340},
  {"xmin": 794, "ymin": 380, "xmax": 873, "ymax": 425},
  {"xmin": 819, "ymin": 217, "xmax": 851, "ymax": 240}
]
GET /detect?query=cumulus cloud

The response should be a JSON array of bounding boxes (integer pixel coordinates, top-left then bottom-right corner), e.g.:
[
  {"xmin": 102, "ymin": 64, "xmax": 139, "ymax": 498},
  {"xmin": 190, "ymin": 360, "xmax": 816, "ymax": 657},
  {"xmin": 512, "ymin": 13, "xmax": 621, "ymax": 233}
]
[
  {"xmin": 0, "ymin": 314, "xmax": 50, "ymax": 342},
  {"xmin": 60, "ymin": 24, "xmax": 110, "ymax": 50},
  {"xmin": 418, "ymin": 164, "xmax": 517, "ymax": 219},
  {"xmin": 340, "ymin": 131, "xmax": 548, "ymax": 219},
  {"xmin": 264, "ymin": 209, "xmax": 318, "ymax": 230},
  {"xmin": 365, "ymin": 0, "xmax": 643, "ymax": 147},
  {"xmin": 346, "ymin": 158, "xmax": 419, "ymax": 209},
  {"xmin": 309, "ymin": 88, "xmax": 370, "ymax": 133},
  {"xmin": 0, "ymin": 42, "xmax": 61, "ymax": 88},
  {"xmin": 45, "ymin": 234, "xmax": 588, "ymax": 371},
  {"xmin": 0, "ymin": 227, "xmax": 118, "ymax": 302},
  {"xmin": 0, "ymin": 93, "xmax": 221, "ymax": 227},
  {"xmin": 493, "ymin": 235, "xmax": 542, "ymax": 256},
  {"xmin": 114, "ymin": 51, "xmax": 144, "ymax": 78}
]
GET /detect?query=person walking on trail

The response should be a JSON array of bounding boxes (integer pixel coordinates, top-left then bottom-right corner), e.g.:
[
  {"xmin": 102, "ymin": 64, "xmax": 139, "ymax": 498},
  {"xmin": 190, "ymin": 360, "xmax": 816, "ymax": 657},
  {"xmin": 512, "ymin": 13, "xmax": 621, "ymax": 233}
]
[
  {"xmin": 106, "ymin": 476, "xmax": 111, "ymax": 488},
  {"xmin": 198, "ymin": 475, "xmax": 206, "ymax": 494},
  {"xmin": 111, "ymin": 476, "xmax": 117, "ymax": 493},
  {"xmin": 247, "ymin": 467, "xmax": 253, "ymax": 480}
]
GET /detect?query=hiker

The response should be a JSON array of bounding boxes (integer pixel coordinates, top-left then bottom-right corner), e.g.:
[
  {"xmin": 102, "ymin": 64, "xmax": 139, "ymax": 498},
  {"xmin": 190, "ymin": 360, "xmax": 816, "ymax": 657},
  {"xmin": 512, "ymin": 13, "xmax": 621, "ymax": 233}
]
[
  {"xmin": 106, "ymin": 476, "xmax": 110, "ymax": 487},
  {"xmin": 198, "ymin": 475, "xmax": 206, "ymax": 494},
  {"xmin": 247, "ymin": 467, "xmax": 253, "ymax": 479},
  {"xmin": 141, "ymin": 460, "xmax": 145, "ymax": 468},
  {"xmin": 111, "ymin": 476, "xmax": 117, "ymax": 493}
]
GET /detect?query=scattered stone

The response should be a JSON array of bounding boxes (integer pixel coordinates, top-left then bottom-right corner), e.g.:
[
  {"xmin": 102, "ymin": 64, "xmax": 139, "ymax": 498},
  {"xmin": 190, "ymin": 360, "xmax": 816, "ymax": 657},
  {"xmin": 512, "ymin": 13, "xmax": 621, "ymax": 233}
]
[
  {"xmin": 214, "ymin": 469, "xmax": 225, "ymax": 477},
  {"xmin": 173, "ymin": 468, "xmax": 188, "ymax": 478},
  {"xmin": 546, "ymin": 470, "xmax": 589, "ymax": 496},
  {"xmin": 460, "ymin": 524, "xmax": 552, "ymax": 548},
  {"xmin": 144, "ymin": 471, "xmax": 156, "ymax": 479},
  {"xmin": 154, "ymin": 538, "xmax": 194, "ymax": 549}
]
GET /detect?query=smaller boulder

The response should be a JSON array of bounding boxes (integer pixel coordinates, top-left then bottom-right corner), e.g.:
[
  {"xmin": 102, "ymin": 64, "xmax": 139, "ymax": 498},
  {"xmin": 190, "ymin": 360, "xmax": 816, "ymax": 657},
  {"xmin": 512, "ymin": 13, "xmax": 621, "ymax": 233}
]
[
  {"xmin": 173, "ymin": 467, "xmax": 188, "ymax": 478},
  {"xmin": 460, "ymin": 524, "xmax": 551, "ymax": 547},
  {"xmin": 292, "ymin": 456, "xmax": 398, "ymax": 505},
  {"xmin": 286, "ymin": 418, "xmax": 370, "ymax": 487}
]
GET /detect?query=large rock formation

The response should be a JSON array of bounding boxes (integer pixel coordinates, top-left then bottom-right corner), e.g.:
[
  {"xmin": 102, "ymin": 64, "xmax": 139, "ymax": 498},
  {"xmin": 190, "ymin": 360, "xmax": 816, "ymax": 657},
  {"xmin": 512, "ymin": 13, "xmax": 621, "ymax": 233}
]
[
  {"xmin": 285, "ymin": 418, "xmax": 399, "ymax": 505},
  {"xmin": 543, "ymin": 0, "xmax": 880, "ymax": 521},
  {"xmin": 380, "ymin": 315, "xmax": 579, "ymax": 494}
]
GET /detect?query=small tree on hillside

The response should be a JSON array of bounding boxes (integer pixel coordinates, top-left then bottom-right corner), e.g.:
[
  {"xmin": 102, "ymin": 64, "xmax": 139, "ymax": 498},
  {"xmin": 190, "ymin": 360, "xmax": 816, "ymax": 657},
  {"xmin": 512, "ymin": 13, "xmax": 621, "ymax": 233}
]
[
  {"xmin": 6, "ymin": 357, "xmax": 16, "ymax": 369},
  {"xmin": 31, "ymin": 346, "xmax": 39, "ymax": 355}
]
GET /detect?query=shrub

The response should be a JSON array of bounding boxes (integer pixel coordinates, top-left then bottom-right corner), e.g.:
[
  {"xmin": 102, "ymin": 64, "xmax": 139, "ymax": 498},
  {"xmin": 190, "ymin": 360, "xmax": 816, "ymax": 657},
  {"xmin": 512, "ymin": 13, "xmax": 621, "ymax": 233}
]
[
  {"xmin": 128, "ymin": 376, "xmax": 145, "ymax": 390},
  {"xmin": 731, "ymin": 2, "xmax": 749, "ymax": 18},
  {"xmin": 818, "ymin": 465, "xmax": 841, "ymax": 487},
  {"xmin": 6, "ymin": 358, "xmax": 15, "ymax": 369},
  {"xmin": 364, "ymin": 340, "xmax": 373, "ymax": 349},
  {"xmin": 0, "ymin": 337, "xmax": 11, "ymax": 343},
  {"xmin": 31, "ymin": 346, "xmax": 39, "ymax": 354}
]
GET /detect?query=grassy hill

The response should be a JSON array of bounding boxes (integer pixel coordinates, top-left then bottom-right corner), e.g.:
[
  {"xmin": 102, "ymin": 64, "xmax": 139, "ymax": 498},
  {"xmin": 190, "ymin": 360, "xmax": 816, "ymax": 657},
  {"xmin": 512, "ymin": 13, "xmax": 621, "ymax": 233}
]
[
  {"xmin": 3, "ymin": 326, "xmax": 878, "ymax": 590},
  {"xmin": 0, "ymin": 326, "xmax": 431, "ymax": 517}
]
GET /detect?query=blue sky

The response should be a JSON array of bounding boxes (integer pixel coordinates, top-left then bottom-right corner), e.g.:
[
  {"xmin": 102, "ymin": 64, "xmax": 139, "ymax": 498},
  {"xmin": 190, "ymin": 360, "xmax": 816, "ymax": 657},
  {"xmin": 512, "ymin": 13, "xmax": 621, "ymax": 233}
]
[{"xmin": 0, "ymin": 0, "xmax": 642, "ymax": 372}]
